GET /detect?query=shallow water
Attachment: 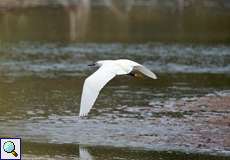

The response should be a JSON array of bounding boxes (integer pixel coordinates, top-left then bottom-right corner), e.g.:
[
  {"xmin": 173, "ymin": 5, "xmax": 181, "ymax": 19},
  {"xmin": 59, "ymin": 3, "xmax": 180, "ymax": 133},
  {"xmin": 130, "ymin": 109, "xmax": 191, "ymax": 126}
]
[
  {"xmin": 22, "ymin": 143, "xmax": 229, "ymax": 160},
  {"xmin": 0, "ymin": 42, "xmax": 230, "ymax": 159},
  {"xmin": 0, "ymin": 42, "xmax": 230, "ymax": 76}
]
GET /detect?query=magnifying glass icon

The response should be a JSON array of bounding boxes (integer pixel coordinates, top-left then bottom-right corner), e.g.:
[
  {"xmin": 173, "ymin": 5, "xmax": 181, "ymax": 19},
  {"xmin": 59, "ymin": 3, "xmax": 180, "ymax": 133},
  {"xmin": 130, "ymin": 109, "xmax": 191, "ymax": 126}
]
[{"xmin": 3, "ymin": 141, "xmax": 18, "ymax": 157}]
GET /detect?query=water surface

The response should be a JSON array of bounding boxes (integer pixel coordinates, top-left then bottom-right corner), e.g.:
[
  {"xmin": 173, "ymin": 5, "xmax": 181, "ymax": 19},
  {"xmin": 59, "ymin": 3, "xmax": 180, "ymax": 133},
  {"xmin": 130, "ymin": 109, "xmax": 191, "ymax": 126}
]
[{"xmin": 0, "ymin": 42, "xmax": 230, "ymax": 159}]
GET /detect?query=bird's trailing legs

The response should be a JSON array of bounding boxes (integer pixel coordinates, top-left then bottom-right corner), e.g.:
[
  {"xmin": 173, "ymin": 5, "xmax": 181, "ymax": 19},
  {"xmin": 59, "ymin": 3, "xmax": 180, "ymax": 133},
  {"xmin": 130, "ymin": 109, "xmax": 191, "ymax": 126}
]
[{"xmin": 128, "ymin": 72, "xmax": 143, "ymax": 78}]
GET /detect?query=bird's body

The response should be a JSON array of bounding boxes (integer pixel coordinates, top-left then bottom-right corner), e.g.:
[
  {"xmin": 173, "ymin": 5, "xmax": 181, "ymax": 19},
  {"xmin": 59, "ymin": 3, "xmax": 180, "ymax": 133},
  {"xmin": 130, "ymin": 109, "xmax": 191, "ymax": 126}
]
[
  {"xmin": 79, "ymin": 59, "xmax": 157, "ymax": 116},
  {"xmin": 97, "ymin": 59, "xmax": 140, "ymax": 75}
]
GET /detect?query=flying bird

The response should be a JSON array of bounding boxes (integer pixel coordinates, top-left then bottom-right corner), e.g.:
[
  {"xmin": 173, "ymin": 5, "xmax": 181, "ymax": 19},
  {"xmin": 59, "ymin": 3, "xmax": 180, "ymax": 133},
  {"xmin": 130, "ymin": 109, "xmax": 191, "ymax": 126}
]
[{"xmin": 79, "ymin": 59, "xmax": 157, "ymax": 117}]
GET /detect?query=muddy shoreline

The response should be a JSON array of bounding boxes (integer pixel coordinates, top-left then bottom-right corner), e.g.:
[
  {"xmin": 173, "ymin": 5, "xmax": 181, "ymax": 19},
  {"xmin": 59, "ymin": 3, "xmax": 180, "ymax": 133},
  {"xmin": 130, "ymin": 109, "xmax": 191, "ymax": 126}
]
[
  {"xmin": 6, "ymin": 90, "xmax": 229, "ymax": 157},
  {"xmin": 74, "ymin": 91, "xmax": 230, "ymax": 156},
  {"xmin": 146, "ymin": 91, "xmax": 230, "ymax": 155}
]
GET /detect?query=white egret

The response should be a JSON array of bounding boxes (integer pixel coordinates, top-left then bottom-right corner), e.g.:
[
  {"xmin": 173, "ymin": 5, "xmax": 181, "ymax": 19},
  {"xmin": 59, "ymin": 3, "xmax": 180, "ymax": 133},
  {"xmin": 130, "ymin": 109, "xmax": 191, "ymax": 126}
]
[{"xmin": 79, "ymin": 59, "xmax": 157, "ymax": 116}]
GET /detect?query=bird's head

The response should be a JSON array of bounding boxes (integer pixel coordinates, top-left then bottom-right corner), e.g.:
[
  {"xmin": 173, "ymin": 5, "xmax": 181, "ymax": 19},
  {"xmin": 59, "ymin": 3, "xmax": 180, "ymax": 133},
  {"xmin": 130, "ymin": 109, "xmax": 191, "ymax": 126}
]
[
  {"xmin": 95, "ymin": 61, "xmax": 104, "ymax": 67},
  {"xmin": 88, "ymin": 61, "xmax": 104, "ymax": 67}
]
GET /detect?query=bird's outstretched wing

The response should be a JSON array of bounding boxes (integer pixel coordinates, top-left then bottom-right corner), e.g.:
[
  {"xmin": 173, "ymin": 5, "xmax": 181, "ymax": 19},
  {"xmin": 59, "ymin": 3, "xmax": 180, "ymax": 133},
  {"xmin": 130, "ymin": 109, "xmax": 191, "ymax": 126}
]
[
  {"xmin": 79, "ymin": 63, "xmax": 119, "ymax": 116},
  {"xmin": 133, "ymin": 65, "xmax": 157, "ymax": 79}
]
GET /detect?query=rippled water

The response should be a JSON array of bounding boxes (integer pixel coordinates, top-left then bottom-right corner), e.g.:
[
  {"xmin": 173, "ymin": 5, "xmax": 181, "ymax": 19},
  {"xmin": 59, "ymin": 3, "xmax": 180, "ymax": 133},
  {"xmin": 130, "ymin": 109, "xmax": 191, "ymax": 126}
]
[
  {"xmin": 0, "ymin": 42, "xmax": 230, "ymax": 159},
  {"xmin": 0, "ymin": 42, "xmax": 229, "ymax": 76}
]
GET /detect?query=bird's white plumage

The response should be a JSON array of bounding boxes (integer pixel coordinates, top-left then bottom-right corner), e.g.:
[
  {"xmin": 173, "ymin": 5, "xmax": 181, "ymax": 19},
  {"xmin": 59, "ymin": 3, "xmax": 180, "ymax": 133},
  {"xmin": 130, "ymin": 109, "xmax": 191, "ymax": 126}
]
[
  {"xmin": 79, "ymin": 59, "xmax": 157, "ymax": 116},
  {"xmin": 79, "ymin": 63, "xmax": 124, "ymax": 116},
  {"xmin": 133, "ymin": 65, "xmax": 157, "ymax": 79}
]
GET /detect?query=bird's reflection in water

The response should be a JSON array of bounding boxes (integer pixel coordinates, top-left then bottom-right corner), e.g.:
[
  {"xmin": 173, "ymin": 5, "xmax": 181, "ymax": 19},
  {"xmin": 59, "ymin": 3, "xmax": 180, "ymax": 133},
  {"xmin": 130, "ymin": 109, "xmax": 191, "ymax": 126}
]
[
  {"xmin": 22, "ymin": 142, "xmax": 227, "ymax": 160},
  {"xmin": 79, "ymin": 145, "xmax": 94, "ymax": 160}
]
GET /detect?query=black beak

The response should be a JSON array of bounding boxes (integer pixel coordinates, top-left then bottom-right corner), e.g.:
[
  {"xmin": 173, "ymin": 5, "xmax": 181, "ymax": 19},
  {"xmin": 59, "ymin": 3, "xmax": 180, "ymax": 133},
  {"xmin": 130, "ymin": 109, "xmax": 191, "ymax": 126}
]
[{"xmin": 88, "ymin": 63, "xmax": 96, "ymax": 66}]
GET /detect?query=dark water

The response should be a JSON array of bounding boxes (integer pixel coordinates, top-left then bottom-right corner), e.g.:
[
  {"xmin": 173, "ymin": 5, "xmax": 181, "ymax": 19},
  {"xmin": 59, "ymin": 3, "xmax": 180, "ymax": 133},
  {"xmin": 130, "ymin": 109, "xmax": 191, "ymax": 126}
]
[
  {"xmin": 22, "ymin": 143, "xmax": 229, "ymax": 160},
  {"xmin": 0, "ymin": 42, "xmax": 230, "ymax": 159},
  {"xmin": 0, "ymin": 2, "xmax": 230, "ymax": 43}
]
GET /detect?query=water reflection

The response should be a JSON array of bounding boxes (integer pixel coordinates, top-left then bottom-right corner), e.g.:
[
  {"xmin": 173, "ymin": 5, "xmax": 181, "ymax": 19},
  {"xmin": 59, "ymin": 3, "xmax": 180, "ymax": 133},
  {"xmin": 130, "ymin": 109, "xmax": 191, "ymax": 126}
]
[
  {"xmin": 79, "ymin": 145, "xmax": 94, "ymax": 160},
  {"xmin": 22, "ymin": 142, "xmax": 230, "ymax": 160},
  {"xmin": 63, "ymin": 0, "xmax": 91, "ymax": 41},
  {"xmin": 0, "ymin": 0, "xmax": 230, "ymax": 42}
]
